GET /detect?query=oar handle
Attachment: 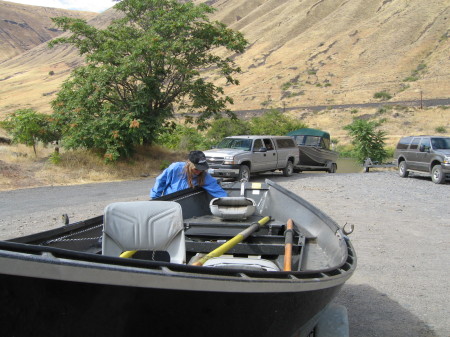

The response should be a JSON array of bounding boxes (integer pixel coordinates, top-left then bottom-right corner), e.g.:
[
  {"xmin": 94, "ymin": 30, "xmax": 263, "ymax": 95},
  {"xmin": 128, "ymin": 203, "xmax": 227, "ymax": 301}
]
[
  {"xmin": 120, "ymin": 250, "xmax": 137, "ymax": 258},
  {"xmin": 283, "ymin": 219, "xmax": 294, "ymax": 271},
  {"xmin": 192, "ymin": 216, "xmax": 271, "ymax": 266}
]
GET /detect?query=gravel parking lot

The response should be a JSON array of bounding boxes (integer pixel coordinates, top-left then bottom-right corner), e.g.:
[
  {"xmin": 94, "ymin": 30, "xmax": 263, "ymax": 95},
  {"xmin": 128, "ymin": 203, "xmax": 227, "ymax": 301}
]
[
  {"xmin": 1, "ymin": 171, "xmax": 449, "ymax": 336},
  {"xmin": 276, "ymin": 171, "xmax": 449, "ymax": 337}
]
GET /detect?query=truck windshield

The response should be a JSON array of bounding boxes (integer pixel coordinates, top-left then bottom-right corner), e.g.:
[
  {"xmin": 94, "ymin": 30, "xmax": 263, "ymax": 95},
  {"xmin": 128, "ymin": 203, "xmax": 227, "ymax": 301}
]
[
  {"xmin": 431, "ymin": 138, "xmax": 450, "ymax": 150},
  {"xmin": 217, "ymin": 138, "xmax": 252, "ymax": 151}
]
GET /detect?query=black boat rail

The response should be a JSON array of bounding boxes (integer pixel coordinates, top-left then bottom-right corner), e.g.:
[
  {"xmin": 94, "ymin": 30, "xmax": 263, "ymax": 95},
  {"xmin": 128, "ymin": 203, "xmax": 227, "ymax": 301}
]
[{"xmin": 0, "ymin": 236, "xmax": 356, "ymax": 281}]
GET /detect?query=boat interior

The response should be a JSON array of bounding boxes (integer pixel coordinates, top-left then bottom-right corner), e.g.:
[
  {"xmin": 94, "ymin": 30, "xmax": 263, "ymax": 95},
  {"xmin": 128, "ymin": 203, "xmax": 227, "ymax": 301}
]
[{"xmin": 8, "ymin": 180, "xmax": 353, "ymax": 276}]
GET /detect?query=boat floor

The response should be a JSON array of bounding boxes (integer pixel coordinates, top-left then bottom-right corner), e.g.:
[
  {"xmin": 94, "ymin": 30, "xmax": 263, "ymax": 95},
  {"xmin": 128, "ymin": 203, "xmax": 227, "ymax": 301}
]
[{"xmin": 183, "ymin": 214, "xmax": 305, "ymax": 271}]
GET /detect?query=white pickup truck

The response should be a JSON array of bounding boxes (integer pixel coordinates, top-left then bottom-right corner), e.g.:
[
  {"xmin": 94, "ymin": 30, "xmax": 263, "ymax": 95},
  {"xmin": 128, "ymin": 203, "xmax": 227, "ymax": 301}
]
[{"xmin": 203, "ymin": 135, "xmax": 299, "ymax": 181}]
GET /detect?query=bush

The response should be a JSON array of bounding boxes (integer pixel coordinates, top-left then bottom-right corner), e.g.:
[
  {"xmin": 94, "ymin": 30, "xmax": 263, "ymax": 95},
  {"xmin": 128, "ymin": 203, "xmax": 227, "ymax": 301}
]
[
  {"xmin": 2, "ymin": 109, "xmax": 60, "ymax": 156},
  {"xmin": 249, "ymin": 109, "xmax": 307, "ymax": 135},
  {"xmin": 373, "ymin": 91, "xmax": 392, "ymax": 100},
  {"xmin": 435, "ymin": 126, "xmax": 447, "ymax": 133},
  {"xmin": 156, "ymin": 123, "xmax": 212, "ymax": 152},
  {"xmin": 344, "ymin": 119, "xmax": 388, "ymax": 163},
  {"xmin": 207, "ymin": 117, "xmax": 251, "ymax": 144}
]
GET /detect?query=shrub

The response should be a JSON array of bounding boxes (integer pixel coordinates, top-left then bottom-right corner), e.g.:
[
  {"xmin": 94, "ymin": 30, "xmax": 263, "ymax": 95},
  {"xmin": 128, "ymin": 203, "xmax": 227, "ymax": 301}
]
[
  {"xmin": 344, "ymin": 119, "xmax": 388, "ymax": 163},
  {"xmin": 403, "ymin": 76, "xmax": 418, "ymax": 82},
  {"xmin": 249, "ymin": 109, "xmax": 307, "ymax": 135},
  {"xmin": 207, "ymin": 117, "xmax": 251, "ymax": 144},
  {"xmin": 435, "ymin": 126, "xmax": 447, "ymax": 133},
  {"xmin": 373, "ymin": 91, "xmax": 392, "ymax": 100},
  {"xmin": 156, "ymin": 123, "xmax": 211, "ymax": 151},
  {"xmin": 2, "ymin": 109, "xmax": 60, "ymax": 156},
  {"xmin": 48, "ymin": 151, "xmax": 61, "ymax": 164}
]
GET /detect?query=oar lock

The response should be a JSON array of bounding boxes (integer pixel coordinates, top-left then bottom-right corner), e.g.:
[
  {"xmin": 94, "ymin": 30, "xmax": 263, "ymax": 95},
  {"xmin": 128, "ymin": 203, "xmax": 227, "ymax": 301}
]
[{"xmin": 342, "ymin": 223, "xmax": 354, "ymax": 236}]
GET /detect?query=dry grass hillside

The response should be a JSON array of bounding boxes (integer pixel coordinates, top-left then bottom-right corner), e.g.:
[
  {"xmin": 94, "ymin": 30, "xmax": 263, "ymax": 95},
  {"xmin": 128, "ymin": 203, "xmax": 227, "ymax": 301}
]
[
  {"xmin": 200, "ymin": 0, "xmax": 450, "ymax": 109},
  {"xmin": 0, "ymin": 0, "xmax": 97, "ymax": 62},
  {"xmin": 0, "ymin": 0, "xmax": 449, "ymax": 114}
]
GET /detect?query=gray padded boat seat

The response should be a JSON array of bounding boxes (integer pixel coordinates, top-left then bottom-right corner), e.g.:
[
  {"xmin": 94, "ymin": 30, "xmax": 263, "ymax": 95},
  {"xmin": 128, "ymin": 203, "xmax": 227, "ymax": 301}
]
[
  {"xmin": 203, "ymin": 257, "xmax": 280, "ymax": 271},
  {"xmin": 209, "ymin": 197, "xmax": 257, "ymax": 220},
  {"xmin": 102, "ymin": 201, "xmax": 186, "ymax": 264}
]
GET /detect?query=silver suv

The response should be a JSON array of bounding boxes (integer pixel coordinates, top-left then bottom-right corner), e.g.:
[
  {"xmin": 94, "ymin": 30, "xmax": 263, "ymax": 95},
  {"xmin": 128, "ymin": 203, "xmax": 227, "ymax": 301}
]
[{"xmin": 394, "ymin": 136, "xmax": 450, "ymax": 184}]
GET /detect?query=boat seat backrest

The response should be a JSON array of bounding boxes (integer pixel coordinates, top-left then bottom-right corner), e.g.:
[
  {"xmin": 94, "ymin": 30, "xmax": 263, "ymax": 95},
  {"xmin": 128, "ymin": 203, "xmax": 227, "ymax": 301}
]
[{"xmin": 102, "ymin": 201, "xmax": 185, "ymax": 264}]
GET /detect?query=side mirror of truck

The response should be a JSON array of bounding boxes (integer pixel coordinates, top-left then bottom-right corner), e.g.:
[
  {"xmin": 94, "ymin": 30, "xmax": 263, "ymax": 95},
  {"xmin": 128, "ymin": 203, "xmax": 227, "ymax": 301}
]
[{"xmin": 256, "ymin": 147, "xmax": 267, "ymax": 152}]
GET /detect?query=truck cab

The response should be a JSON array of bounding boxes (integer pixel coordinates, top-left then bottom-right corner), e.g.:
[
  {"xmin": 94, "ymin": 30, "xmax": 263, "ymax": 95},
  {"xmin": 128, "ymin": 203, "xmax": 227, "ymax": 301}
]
[{"xmin": 204, "ymin": 135, "xmax": 299, "ymax": 181}]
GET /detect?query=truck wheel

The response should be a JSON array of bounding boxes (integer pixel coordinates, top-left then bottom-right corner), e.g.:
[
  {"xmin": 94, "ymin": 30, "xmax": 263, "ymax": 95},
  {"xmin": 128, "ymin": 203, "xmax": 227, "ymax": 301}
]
[
  {"xmin": 328, "ymin": 163, "xmax": 337, "ymax": 173},
  {"xmin": 282, "ymin": 161, "xmax": 294, "ymax": 177},
  {"xmin": 398, "ymin": 161, "xmax": 409, "ymax": 178},
  {"xmin": 238, "ymin": 165, "xmax": 250, "ymax": 182},
  {"xmin": 431, "ymin": 165, "xmax": 445, "ymax": 184}
]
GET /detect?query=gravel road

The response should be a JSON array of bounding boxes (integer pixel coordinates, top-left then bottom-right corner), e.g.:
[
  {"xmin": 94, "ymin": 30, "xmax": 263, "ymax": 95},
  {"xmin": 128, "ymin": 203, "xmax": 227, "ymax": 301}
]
[{"xmin": 1, "ymin": 171, "xmax": 449, "ymax": 337}]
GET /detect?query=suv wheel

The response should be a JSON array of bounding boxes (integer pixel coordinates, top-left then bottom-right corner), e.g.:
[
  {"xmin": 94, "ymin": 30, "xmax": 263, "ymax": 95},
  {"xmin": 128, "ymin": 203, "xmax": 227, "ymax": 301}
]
[
  {"xmin": 398, "ymin": 161, "xmax": 409, "ymax": 178},
  {"xmin": 282, "ymin": 161, "xmax": 294, "ymax": 177},
  {"xmin": 431, "ymin": 165, "xmax": 445, "ymax": 184},
  {"xmin": 238, "ymin": 165, "xmax": 250, "ymax": 182}
]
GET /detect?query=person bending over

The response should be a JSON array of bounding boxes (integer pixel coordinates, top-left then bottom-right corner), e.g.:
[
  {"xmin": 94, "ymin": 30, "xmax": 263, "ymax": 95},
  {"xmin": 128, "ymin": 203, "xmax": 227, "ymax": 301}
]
[{"xmin": 150, "ymin": 151, "xmax": 227, "ymax": 199}]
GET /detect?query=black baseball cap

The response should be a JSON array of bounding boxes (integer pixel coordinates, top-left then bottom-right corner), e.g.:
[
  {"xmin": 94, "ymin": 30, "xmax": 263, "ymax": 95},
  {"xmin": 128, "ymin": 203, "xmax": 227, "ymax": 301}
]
[{"xmin": 188, "ymin": 151, "xmax": 209, "ymax": 171}]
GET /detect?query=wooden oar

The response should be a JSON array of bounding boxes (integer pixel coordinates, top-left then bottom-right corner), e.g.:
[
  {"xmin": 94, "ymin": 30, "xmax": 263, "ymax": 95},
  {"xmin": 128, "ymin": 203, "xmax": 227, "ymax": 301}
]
[
  {"xmin": 191, "ymin": 216, "xmax": 271, "ymax": 266},
  {"xmin": 283, "ymin": 219, "xmax": 294, "ymax": 271}
]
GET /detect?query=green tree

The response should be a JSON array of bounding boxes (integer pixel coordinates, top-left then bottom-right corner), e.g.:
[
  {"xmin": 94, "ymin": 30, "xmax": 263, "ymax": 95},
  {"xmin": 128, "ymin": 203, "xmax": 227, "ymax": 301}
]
[
  {"xmin": 249, "ymin": 109, "xmax": 307, "ymax": 135},
  {"xmin": 2, "ymin": 109, "xmax": 60, "ymax": 156},
  {"xmin": 49, "ymin": 0, "xmax": 247, "ymax": 161},
  {"xmin": 344, "ymin": 119, "xmax": 388, "ymax": 163},
  {"xmin": 206, "ymin": 117, "xmax": 251, "ymax": 144},
  {"xmin": 156, "ymin": 122, "xmax": 211, "ymax": 151}
]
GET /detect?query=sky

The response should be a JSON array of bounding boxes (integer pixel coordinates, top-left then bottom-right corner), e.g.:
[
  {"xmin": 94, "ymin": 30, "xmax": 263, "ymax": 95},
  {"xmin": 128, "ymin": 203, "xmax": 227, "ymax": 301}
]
[{"xmin": 7, "ymin": 0, "xmax": 118, "ymax": 13}]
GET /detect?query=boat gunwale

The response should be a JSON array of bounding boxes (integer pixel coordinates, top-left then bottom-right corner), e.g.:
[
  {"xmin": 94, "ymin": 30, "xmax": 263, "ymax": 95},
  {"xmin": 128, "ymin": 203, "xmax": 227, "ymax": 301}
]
[{"xmin": 0, "ymin": 236, "xmax": 356, "ymax": 282}]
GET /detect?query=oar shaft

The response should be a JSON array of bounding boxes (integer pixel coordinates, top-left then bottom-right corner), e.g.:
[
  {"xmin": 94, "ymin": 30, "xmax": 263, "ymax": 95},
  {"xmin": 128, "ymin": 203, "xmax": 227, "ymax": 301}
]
[
  {"xmin": 192, "ymin": 216, "xmax": 271, "ymax": 266},
  {"xmin": 284, "ymin": 219, "xmax": 294, "ymax": 271},
  {"xmin": 120, "ymin": 250, "xmax": 137, "ymax": 258}
]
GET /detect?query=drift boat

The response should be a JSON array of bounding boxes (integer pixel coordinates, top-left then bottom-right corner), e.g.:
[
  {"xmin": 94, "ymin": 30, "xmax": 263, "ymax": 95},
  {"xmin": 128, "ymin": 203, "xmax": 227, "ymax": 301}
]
[
  {"xmin": 287, "ymin": 128, "xmax": 339, "ymax": 173},
  {"xmin": 0, "ymin": 180, "xmax": 356, "ymax": 337}
]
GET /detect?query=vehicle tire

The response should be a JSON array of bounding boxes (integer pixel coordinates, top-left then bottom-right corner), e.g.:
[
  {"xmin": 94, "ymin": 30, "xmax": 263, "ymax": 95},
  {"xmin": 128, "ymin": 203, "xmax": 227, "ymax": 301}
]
[
  {"xmin": 431, "ymin": 165, "xmax": 445, "ymax": 184},
  {"xmin": 328, "ymin": 163, "xmax": 337, "ymax": 173},
  {"xmin": 398, "ymin": 161, "xmax": 409, "ymax": 178},
  {"xmin": 238, "ymin": 165, "xmax": 250, "ymax": 182},
  {"xmin": 282, "ymin": 161, "xmax": 294, "ymax": 177}
]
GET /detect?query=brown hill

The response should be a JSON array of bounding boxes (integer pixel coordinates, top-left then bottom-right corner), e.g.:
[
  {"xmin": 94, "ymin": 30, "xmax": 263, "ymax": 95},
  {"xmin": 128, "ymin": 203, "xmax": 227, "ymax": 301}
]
[
  {"xmin": 200, "ymin": 0, "xmax": 450, "ymax": 110},
  {"xmin": 0, "ymin": 0, "xmax": 97, "ymax": 62},
  {"xmin": 0, "ymin": 0, "xmax": 449, "ymax": 138}
]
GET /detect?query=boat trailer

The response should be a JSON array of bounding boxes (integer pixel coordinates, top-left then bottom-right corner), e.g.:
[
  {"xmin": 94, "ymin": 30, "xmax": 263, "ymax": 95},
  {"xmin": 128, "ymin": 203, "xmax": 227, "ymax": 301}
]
[{"xmin": 363, "ymin": 157, "xmax": 396, "ymax": 172}]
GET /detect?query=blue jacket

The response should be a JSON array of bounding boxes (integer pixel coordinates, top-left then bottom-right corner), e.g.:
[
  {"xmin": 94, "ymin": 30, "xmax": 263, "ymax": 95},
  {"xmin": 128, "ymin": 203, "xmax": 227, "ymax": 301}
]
[{"xmin": 150, "ymin": 162, "xmax": 227, "ymax": 198}]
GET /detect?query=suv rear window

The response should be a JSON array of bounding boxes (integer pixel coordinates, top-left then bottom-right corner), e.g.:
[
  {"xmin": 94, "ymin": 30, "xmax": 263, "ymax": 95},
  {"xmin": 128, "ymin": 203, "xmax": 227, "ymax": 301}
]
[
  {"xmin": 397, "ymin": 137, "xmax": 412, "ymax": 150},
  {"xmin": 409, "ymin": 137, "xmax": 421, "ymax": 150}
]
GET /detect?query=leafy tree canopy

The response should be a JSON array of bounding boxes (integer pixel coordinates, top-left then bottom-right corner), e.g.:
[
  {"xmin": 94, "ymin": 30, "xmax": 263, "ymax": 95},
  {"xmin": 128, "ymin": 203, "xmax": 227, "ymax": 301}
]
[
  {"xmin": 344, "ymin": 118, "xmax": 388, "ymax": 163},
  {"xmin": 2, "ymin": 109, "xmax": 60, "ymax": 156},
  {"xmin": 249, "ymin": 109, "xmax": 307, "ymax": 136},
  {"xmin": 50, "ymin": 0, "xmax": 247, "ymax": 161},
  {"xmin": 206, "ymin": 116, "xmax": 251, "ymax": 143}
]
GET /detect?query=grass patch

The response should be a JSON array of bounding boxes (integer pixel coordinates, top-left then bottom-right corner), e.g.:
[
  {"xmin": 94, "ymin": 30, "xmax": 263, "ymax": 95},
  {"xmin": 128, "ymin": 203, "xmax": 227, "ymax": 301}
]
[{"xmin": 0, "ymin": 143, "xmax": 186, "ymax": 191}]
